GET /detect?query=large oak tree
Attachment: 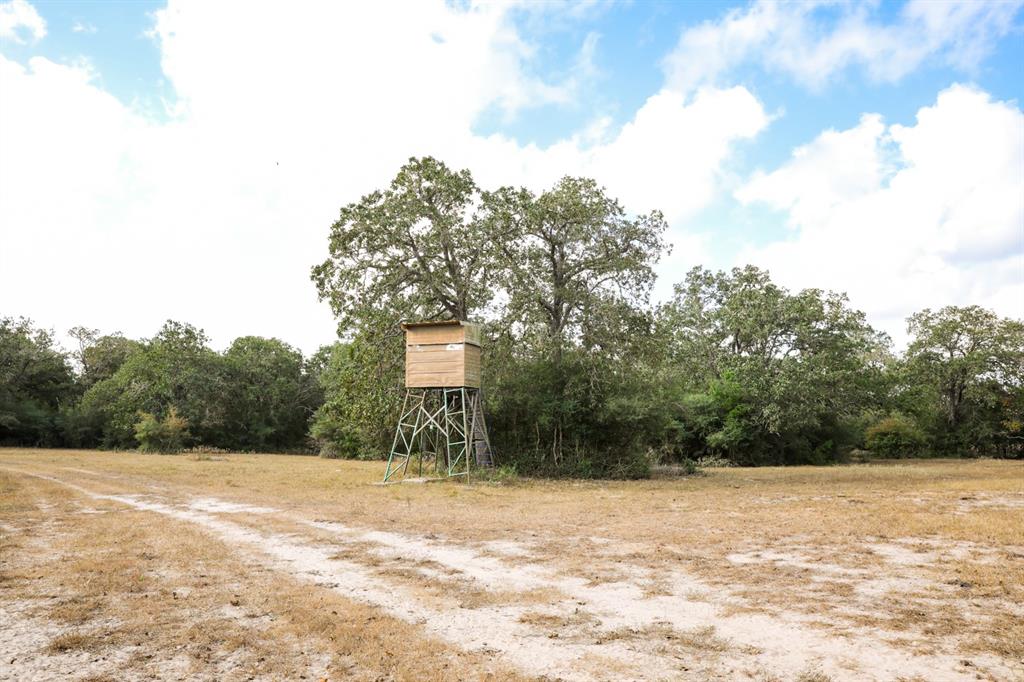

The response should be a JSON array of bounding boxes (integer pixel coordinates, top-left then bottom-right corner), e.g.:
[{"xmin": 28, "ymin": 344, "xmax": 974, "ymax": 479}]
[
  {"xmin": 484, "ymin": 177, "xmax": 668, "ymax": 352},
  {"xmin": 312, "ymin": 157, "xmax": 495, "ymax": 332}
]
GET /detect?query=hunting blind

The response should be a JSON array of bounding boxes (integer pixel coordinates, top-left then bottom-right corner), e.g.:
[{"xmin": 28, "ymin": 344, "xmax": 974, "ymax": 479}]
[
  {"xmin": 403, "ymin": 320, "xmax": 481, "ymax": 388},
  {"xmin": 383, "ymin": 320, "xmax": 494, "ymax": 482}
]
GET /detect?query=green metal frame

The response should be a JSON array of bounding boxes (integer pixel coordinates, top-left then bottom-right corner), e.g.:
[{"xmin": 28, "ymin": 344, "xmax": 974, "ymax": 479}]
[{"xmin": 383, "ymin": 387, "xmax": 493, "ymax": 483}]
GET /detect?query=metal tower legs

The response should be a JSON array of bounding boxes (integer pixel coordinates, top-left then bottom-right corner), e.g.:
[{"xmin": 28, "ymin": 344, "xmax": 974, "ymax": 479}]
[{"xmin": 383, "ymin": 387, "xmax": 494, "ymax": 483}]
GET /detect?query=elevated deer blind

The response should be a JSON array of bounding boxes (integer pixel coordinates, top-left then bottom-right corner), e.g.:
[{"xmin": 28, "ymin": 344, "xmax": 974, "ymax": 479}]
[{"xmin": 383, "ymin": 320, "xmax": 494, "ymax": 482}]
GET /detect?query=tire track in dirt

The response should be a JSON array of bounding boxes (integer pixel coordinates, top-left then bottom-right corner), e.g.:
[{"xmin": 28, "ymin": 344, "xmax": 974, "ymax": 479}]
[
  {"xmin": 298, "ymin": 519, "xmax": 1014, "ymax": 682},
  {"xmin": 5, "ymin": 468, "xmax": 1018, "ymax": 682},
  {"xmin": 4, "ymin": 470, "xmax": 683, "ymax": 680}
]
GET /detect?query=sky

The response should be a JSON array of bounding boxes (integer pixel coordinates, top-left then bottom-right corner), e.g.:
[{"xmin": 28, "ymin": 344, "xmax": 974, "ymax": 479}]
[{"xmin": 1, "ymin": 0, "xmax": 1022, "ymax": 355}]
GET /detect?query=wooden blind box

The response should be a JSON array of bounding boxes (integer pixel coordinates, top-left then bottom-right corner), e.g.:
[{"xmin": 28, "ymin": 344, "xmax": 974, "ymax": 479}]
[{"xmin": 402, "ymin": 320, "xmax": 481, "ymax": 388}]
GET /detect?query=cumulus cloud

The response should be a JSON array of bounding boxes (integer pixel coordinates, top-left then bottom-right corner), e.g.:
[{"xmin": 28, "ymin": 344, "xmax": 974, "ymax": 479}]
[
  {"xmin": 737, "ymin": 114, "xmax": 892, "ymax": 227},
  {"xmin": 0, "ymin": 0, "xmax": 766, "ymax": 353},
  {"xmin": 0, "ymin": 0, "xmax": 45, "ymax": 43},
  {"xmin": 467, "ymin": 86, "xmax": 768, "ymax": 221},
  {"xmin": 663, "ymin": 0, "xmax": 1023, "ymax": 92},
  {"xmin": 736, "ymin": 84, "xmax": 1024, "ymax": 345}
]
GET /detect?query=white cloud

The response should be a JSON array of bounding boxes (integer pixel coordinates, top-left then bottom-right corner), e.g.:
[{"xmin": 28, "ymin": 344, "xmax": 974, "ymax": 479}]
[
  {"xmin": 736, "ymin": 84, "xmax": 1024, "ymax": 346},
  {"xmin": 0, "ymin": 0, "xmax": 45, "ymax": 43},
  {"xmin": 0, "ymin": 1, "xmax": 765, "ymax": 354},
  {"xmin": 737, "ymin": 114, "xmax": 892, "ymax": 227},
  {"xmin": 466, "ymin": 86, "xmax": 768, "ymax": 221},
  {"xmin": 71, "ymin": 20, "xmax": 97, "ymax": 35},
  {"xmin": 664, "ymin": 0, "xmax": 1023, "ymax": 92}
]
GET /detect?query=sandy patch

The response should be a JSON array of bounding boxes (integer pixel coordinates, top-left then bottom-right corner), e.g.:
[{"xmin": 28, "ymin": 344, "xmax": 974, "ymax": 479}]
[
  {"xmin": 0, "ymin": 599, "xmax": 135, "ymax": 682},
  {"xmin": 956, "ymin": 494, "xmax": 1024, "ymax": 513},
  {"xmin": 58, "ymin": 466, "xmax": 122, "ymax": 478},
  {"xmin": 188, "ymin": 498, "xmax": 278, "ymax": 515},
  {"xmin": 726, "ymin": 549, "xmax": 866, "ymax": 577},
  {"xmin": 477, "ymin": 539, "xmax": 537, "ymax": 558}
]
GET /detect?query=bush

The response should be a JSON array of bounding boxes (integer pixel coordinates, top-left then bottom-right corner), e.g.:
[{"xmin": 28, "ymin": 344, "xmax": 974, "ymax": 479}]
[
  {"xmin": 184, "ymin": 445, "xmax": 230, "ymax": 455},
  {"xmin": 485, "ymin": 349, "xmax": 657, "ymax": 479},
  {"xmin": 310, "ymin": 413, "xmax": 364, "ymax": 459},
  {"xmin": 476, "ymin": 463, "xmax": 519, "ymax": 484},
  {"xmin": 865, "ymin": 414, "xmax": 928, "ymax": 458},
  {"xmin": 310, "ymin": 339, "xmax": 402, "ymax": 460},
  {"xmin": 134, "ymin": 408, "xmax": 189, "ymax": 454},
  {"xmin": 183, "ymin": 445, "xmax": 230, "ymax": 461},
  {"xmin": 695, "ymin": 454, "xmax": 734, "ymax": 468}
]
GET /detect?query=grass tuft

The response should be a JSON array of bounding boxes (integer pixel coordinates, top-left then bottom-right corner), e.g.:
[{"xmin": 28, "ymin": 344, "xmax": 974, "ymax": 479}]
[{"xmin": 46, "ymin": 631, "xmax": 105, "ymax": 653}]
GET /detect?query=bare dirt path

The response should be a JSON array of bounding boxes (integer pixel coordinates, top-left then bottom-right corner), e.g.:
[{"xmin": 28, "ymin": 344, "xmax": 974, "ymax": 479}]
[{"xmin": 3, "ymin": 464, "xmax": 1019, "ymax": 682}]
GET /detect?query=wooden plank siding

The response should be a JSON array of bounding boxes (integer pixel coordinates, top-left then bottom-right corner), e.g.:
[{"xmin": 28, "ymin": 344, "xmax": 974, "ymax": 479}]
[
  {"xmin": 403, "ymin": 326, "xmax": 466, "ymax": 346},
  {"xmin": 405, "ymin": 342, "xmax": 481, "ymax": 388},
  {"xmin": 402, "ymin": 321, "xmax": 482, "ymax": 388}
]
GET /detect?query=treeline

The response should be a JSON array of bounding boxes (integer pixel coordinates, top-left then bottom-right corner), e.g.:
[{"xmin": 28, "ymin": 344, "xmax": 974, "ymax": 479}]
[
  {"xmin": 3, "ymin": 157, "xmax": 1022, "ymax": 475},
  {"xmin": 0, "ymin": 319, "xmax": 321, "ymax": 452}
]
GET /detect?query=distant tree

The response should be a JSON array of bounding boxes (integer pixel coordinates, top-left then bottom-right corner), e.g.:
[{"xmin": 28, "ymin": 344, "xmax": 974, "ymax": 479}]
[
  {"xmin": 660, "ymin": 266, "xmax": 891, "ymax": 464},
  {"xmin": 78, "ymin": 321, "xmax": 228, "ymax": 448},
  {"xmin": 905, "ymin": 306, "xmax": 1024, "ymax": 454},
  {"xmin": 310, "ymin": 338, "xmax": 403, "ymax": 458},
  {"xmin": 68, "ymin": 326, "xmax": 98, "ymax": 373},
  {"xmin": 222, "ymin": 336, "xmax": 317, "ymax": 451},
  {"xmin": 68, "ymin": 326, "xmax": 141, "ymax": 389},
  {"xmin": 310, "ymin": 157, "xmax": 503, "ymax": 460},
  {"xmin": 0, "ymin": 317, "xmax": 76, "ymax": 445}
]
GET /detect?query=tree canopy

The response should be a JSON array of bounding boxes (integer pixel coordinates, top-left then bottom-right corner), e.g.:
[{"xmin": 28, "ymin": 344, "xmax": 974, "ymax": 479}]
[
  {"xmin": 485, "ymin": 177, "xmax": 667, "ymax": 349},
  {"xmin": 906, "ymin": 306, "xmax": 1024, "ymax": 454},
  {"xmin": 312, "ymin": 157, "xmax": 495, "ymax": 332},
  {"xmin": 0, "ymin": 317, "xmax": 75, "ymax": 446},
  {"xmin": 660, "ymin": 266, "xmax": 890, "ymax": 464}
]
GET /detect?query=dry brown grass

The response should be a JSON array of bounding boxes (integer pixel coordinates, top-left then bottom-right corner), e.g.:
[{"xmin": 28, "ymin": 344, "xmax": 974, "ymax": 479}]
[
  {"xmin": 45, "ymin": 630, "xmax": 109, "ymax": 653},
  {"xmin": 48, "ymin": 595, "xmax": 104, "ymax": 625},
  {"xmin": 794, "ymin": 670, "xmax": 834, "ymax": 682},
  {"xmin": 598, "ymin": 622, "xmax": 732, "ymax": 653},
  {"xmin": 7, "ymin": 449, "xmax": 1019, "ymax": 547},
  {"xmin": 1, "ymin": 448, "xmax": 1021, "ymax": 680},
  {"xmin": 0, "ymin": 467, "xmax": 526, "ymax": 681}
]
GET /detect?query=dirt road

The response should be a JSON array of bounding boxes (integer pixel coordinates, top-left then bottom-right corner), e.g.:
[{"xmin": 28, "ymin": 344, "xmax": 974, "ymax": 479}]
[{"xmin": 2, "ymin": 452, "xmax": 1022, "ymax": 681}]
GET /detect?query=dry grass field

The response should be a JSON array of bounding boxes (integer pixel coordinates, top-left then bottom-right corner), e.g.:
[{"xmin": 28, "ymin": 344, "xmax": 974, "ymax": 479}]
[{"xmin": 1, "ymin": 449, "xmax": 1021, "ymax": 681}]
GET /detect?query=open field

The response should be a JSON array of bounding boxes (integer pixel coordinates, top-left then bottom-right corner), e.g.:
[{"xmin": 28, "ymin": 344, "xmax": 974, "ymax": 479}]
[{"xmin": 1, "ymin": 449, "xmax": 1022, "ymax": 681}]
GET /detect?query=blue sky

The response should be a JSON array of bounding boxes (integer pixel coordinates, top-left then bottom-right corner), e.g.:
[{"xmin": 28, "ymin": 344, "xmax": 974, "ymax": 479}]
[
  {"xmin": 4, "ymin": 1, "xmax": 169, "ymax": 111},
  {"xmin": 1, "ymin": 0, "xmax": 1022, "ymax": 352},
  {"xmin": 12, "ymin": 1, "xmax": 1022, "ymax": 171},
  {"xmin": 478, "ymin": 2, "xmax": 1024, "ymax": 152}
]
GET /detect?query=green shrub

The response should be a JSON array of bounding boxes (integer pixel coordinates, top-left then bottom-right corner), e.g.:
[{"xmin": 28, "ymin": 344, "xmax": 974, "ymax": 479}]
[
  {"xmin": 865, "ymin": 414, "xmax": 928, "ymax": 458},
  {"xmin": 310, "ymin": 413, "xmax": 364, "ymax": 459},
  {"xmin": 695, "ymin": 454, "xmax": 734, "ymax": 468},
  {"xmin": 184, "ymin": 445, "xmax": 229, "ymax": 455},
  {"xmin": 134, "ymin": 407, "xmax": 189, "ymax": 454},
  {"xmin": 475, "ymin": 463, "xmax": 519, "ymax": 484},
  {"xmin": 485, "ymin": 349, "xmax": 657, "ymax": 479}
]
